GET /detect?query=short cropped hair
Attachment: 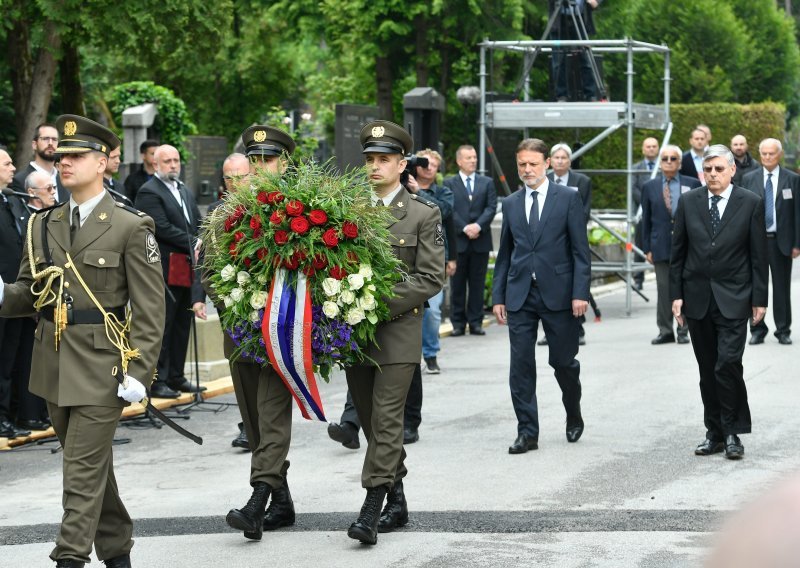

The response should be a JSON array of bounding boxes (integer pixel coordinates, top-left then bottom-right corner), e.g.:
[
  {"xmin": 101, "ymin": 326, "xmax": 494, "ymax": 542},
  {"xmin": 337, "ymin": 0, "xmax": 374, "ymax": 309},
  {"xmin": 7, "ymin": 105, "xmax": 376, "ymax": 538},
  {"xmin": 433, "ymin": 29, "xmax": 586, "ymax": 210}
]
[
  {"xmin": 139, "ymin": 139, "xmax": 159, "ymax": 154},
  {"xmin": 758, "ymin": 138, "xmax": 783, "ymax": 153},
  {"xmin": 550, "ymin": 143, "xmax": 572, "ymax": 159},
  {"xmin": 703, "ymin": 144, "xmax": 735, "ymax": 166},
  {"xmin": 516, "ymin": 138, "xmax": 549, "ymax": 158},
  {"xmin": 660, "ymin": 144, "xmax": 682, "ymax": 157}
]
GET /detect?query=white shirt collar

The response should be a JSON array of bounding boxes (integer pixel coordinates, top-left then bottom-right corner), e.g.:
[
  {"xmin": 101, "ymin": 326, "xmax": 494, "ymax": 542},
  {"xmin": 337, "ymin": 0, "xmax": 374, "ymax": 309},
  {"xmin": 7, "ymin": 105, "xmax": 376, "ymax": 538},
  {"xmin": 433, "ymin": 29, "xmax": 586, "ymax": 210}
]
[
  {"xmin": 156, "ymin": 172, "xmax": 177, "ymax": 190},
  {"xmin": 764, "ymin": 165, "xmax": 780, "ymax": 178},
  {"xmin": 378, "ymin": 185, "xmax": 404, "ymax": 207},
  {"xmin": 707, "ymin": 185, "xmax": 733, "ymax": 201},
  {"xmin": 526, "ymin": 177, "xmax": 550, "ymax": 198},
  {"xmin": 69, "ymin": 190, "xmax": 107, "ymax": 227},
  {"xmin": 459, "ymin": 171, "xmax": 475, "ymax": 185}
]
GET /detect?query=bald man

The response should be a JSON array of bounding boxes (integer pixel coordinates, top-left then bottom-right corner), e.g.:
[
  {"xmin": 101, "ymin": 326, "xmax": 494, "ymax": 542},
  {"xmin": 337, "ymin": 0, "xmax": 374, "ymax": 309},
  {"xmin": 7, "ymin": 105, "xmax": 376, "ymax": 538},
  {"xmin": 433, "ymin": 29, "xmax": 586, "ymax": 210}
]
[
  {"xmin": 135, "ymin": 145, "xmax": 205, "ymax": 398},
  {"xmin": 730, "ymin": 135, "xmax": 760, "ymax": 185}
]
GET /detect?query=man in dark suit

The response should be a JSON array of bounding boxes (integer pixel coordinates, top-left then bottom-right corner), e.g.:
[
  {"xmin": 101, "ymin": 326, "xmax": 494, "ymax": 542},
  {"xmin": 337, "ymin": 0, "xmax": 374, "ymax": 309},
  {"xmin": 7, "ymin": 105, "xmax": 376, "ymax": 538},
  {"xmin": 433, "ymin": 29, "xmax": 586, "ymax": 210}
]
[
  {"xmin": 134, "ymin": 144, "xmax": 205, "ymax": 398},
  {"xmin": 444, "ymin": 145, "xmax": 497, "ymax": 336},
  {"xmin": 741, "ymin": 138, "xmax": 800, "ymax": 345},
  {"xmin": 680, "ymin": 128, "xmax": 708, "ymax": 183},
  {"xmin": 9, "ymin": 123, "xmax": 68, "ymax": 203},
  {"xmin": 103, "ymin": 144, "xmax": 129, "ymax": 204},
  {"xmin": 731, "ymin": 135, "xmax": 760, "ymax": 186},
  {"xmin": 123, "ymin": 140, "xmax": 158, "ymax": 204},
  {"xmin": 671, "ymin": 144, "xmax": 768, "ymax": 460},
  {"xmin": 641, "ymin": 144, "xmax": 700, "ymax": 344},
  {"xmin": 492, "ymin": 138, "xmax": 591, "ymax": 455},
  {"xmin": 549, "ymin": 0, "xmax": 602, "ymax": 101},
  {"xmin": 632, "ymin": 137, "xmax": 661, "ymax": 289}
]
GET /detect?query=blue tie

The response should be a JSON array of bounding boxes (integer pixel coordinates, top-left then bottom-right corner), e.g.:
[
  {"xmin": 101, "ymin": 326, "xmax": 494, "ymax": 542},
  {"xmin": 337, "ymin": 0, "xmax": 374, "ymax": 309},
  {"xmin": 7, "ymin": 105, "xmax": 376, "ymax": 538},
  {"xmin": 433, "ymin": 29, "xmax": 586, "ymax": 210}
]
[
  {"xmin": 465, "ymin": 177, "xmax": 473, "ymax": 198},
  {"xmin": 765, "ymin": 173, "xmax": 775, "ymax": 229}
]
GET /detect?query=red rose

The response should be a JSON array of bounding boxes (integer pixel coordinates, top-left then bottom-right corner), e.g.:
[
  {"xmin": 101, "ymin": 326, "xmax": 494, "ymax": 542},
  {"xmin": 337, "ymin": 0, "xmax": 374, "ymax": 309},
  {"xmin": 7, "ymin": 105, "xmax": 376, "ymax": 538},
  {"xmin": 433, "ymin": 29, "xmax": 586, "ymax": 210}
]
[
  {"xmin": 302, "ymin": 265, "xmax": 316, "ymax": 278},
  {"xmin": 311, "ymin": 253, "xmax": 328, "ymax": 270},
  {"xmin": 274, "ymin": 230, "xmax": 289, "ymax": 245},
  {"xmin": 285, "ymin": 200, "xmax": 305, "ymax": 216},
  {"xmin": 250, "ymin": 216, "xmax": 262, "ymax": 230},
  {"xmin": 308, "ymin": 209, "xmax": 328, "ymax": 225},
  {"xmin": 257, "ymin": 191, "xmax": 268, "ymax": 204},
  {"xmin": 266, "ymin": 191, "xmax": 284, "ymax": 204},
  {"xmin": 243, "ymin": 257, "xmax": 252, "ymax": 268},
  {"xmin": 234, "ymin": 231, "xmax": 246, "ymax": 243},
  {"xmin": 270, "ymin": 210, "xmax": 285, "ymax": 225},
  {"xmin": 294, "ymin": 249, "xmax": 308, "ymax": 262},
  {"xmin": 322, "ymin": 228, "xmax": 339, "ymax": 248},
  {"xmin": 252, "ymin": 228, "xmax": 263, "ymax": 239},
  {"xmin": 290, "ymin": 216, "xmax": 310, "ymax": 235},
  {"xmin": 256, "ymin": 248, "xmax": 269, "ymax": 261},
  {"xmin": 228, "ymin": 243, "xmax": 238, "ymax": 257},
  {"xmin": 342, "ymin": 221, "xmax": 359, "ymax": 239},
  {"xmin": 329, "ymin": 265, "xmax": 347, "ymax": 280},
  {"xmin": 233, "ymin": 205, "xmax": 246, "ymax": 221},
  {"xmin": 283, "ymin": 256, "xmax": 299, "ymax": 270},
  {"xmin": 224, "ymin": 218, "xmax": 234, "ymax": 232}
]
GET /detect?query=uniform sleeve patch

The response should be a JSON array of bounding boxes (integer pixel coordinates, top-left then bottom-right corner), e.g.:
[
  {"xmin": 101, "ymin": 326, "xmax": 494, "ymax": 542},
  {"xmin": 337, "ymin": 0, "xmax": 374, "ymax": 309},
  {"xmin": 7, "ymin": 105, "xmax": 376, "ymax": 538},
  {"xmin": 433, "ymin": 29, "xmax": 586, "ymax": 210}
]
[
  {"xmin": 434, "ymin": 223, "xmax": 445, "ymax": 246},
  {"xmin": 146, "ymin": 232, "xmax": 161, "ymax": 264}
]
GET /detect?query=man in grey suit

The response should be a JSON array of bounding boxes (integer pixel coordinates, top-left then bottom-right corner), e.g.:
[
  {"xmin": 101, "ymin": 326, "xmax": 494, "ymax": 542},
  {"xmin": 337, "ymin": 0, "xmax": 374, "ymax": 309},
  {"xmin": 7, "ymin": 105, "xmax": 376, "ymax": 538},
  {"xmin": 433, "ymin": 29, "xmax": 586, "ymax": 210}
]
[
  {"xmin": 444, "ymin": 145, "xmax": 497, "ymax": 336},
  {"xmin": 492, "ymin": 138, "xmax": 591, "ymax": 455},
  {"xmin": 741, "ymin": 138, "xmax": 800, "ymax": 345}
]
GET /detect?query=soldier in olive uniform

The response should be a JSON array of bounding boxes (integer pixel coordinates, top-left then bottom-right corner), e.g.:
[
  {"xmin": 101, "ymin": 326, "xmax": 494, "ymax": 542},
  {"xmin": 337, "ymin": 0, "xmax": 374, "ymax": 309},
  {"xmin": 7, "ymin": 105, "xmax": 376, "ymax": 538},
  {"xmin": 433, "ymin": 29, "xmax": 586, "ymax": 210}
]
[
  {"xmin": 211, "ymin": 126, "xmax": 298, "ymax": 540},
  {"xmin": 346, "ymin": 121, "xmax": 445, "ymax": 545},
  {"xmin": 0, "ymin": 115, "xmax": 165, "ymax": 568}
]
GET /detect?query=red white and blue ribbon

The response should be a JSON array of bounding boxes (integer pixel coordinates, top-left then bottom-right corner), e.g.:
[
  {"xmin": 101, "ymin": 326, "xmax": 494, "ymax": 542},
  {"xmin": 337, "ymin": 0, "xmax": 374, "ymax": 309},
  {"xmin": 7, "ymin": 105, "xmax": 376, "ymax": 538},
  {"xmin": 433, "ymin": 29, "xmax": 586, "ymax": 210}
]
[{"xmin": 262, "ymin": 268, "xmax": 326, "ymax": 421}]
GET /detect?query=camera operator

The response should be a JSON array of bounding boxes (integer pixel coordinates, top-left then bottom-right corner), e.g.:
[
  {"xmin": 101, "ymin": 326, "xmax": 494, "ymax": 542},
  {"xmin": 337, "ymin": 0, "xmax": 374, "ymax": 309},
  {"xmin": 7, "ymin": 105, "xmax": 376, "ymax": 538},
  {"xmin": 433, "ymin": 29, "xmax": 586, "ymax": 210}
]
[{"xmin": 549, "ymin": 0, "xmax": 602, "ymax": 102}]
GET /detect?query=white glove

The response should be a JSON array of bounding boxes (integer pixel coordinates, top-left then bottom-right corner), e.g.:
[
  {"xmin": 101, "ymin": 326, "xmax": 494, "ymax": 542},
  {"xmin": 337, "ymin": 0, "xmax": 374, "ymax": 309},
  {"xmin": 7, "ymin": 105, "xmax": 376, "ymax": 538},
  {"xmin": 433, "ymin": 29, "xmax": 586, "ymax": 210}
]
[{"xmin": 117, "ymin": 375, "xmax": 147, "ymax": 403}]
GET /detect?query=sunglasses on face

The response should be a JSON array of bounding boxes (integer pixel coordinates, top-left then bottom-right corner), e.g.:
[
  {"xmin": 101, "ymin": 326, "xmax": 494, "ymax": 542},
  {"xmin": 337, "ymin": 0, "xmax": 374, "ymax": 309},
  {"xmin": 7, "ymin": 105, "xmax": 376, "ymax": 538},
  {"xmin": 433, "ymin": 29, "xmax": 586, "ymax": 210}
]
[
  {"xmin": 702, "ymin": 165, "xmax": 728, "ymax": 174},
  {"xmin": 660, "ymin": 156, "xmax": 679, "ymax": 162}
]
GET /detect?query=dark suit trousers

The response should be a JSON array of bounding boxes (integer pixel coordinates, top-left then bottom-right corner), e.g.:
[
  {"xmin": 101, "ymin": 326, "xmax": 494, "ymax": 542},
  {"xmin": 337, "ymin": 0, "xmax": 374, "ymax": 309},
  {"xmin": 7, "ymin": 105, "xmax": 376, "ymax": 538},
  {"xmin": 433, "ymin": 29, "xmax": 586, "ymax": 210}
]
[
  {"xmin": 157, "ymin": 284, "xmax": 193, "ymax": 385},
  {"xmin": 404, "ymin": 364, "xmax": 423, "ymax": 430},
  {"xmin": 0, "ymin": 317, "xmax": 47, "ymax": 421},
  {"xmin": 507, "ymin": 283, "xmax": 582, "ymax": 438},
  {"xmin": 687, "ymin": 296, "xmax": 751, "ymax": 439},
  {"xmin": 47, "ymin": 403, "xmax": 131, "ymax": 564},
  {"xmin": 655, "ymin": 262, "xmax": 687, "ymax": 337},
  {"xmin": 751, "ymin": 237, "xmax": 792, "ymax": 337},
  {"xmin": 451, "ymin": 251, "xmax": 489, "ymax": 330},
  {"xmin": 339, "ymin": 389, "xmax": 361, "ymax": 430},
  {"xmin": 346, "ymin": 363, "xmax": 415, "ymax": 488}
]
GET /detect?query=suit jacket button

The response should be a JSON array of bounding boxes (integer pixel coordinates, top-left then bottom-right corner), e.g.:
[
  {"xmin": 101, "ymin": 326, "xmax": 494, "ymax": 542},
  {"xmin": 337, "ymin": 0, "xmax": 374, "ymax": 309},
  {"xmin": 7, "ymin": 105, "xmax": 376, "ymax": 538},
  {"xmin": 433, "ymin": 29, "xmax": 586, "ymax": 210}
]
[
  {"xmin": 711, "ymin": 242, "xmax": 715, "ymax": 247},
  {"xmin": 64, "ymin": 281, "xmax": 70, "ymax": 288},
  {"xmin": 413, "ymin": 308, "xmax": 418, "ymax": 314}
]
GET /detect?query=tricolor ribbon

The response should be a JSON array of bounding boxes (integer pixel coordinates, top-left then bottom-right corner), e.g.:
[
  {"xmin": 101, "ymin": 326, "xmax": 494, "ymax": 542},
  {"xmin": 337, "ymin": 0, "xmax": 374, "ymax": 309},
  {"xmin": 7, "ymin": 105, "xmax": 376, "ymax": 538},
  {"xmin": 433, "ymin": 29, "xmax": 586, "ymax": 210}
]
[{"xmin": 262, "ymin": 268, "xmax": 326, "ymax": 421}]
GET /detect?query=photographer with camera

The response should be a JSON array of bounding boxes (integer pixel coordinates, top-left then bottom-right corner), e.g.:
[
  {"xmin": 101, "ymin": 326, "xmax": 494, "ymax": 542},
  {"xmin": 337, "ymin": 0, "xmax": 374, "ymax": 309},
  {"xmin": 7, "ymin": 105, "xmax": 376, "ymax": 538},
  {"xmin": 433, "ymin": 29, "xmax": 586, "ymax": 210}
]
[{"xmin": 549, "ymin": 0, "xmax": 602, "ymax": 102}]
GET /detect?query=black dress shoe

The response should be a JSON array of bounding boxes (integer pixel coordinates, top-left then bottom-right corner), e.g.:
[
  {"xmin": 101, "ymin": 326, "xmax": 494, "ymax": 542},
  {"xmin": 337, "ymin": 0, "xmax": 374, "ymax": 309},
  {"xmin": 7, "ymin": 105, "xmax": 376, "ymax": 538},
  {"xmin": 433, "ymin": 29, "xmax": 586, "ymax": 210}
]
[
  {"xmin": 469, "ymin": 327, "xmax": 486, "ymax": 336},
  {"xmin": 694, "ymin": 438, "xmax": 724, "ymax": 456},
  {"xmin": 169, "ymin": 377, "xmax": 207, "ymax": 393},
  {"xmin": 18, "ymin": 419, "xmax": 50, "ymax": 431},
  {"xmin": 232, "ymin": 422, "xmax": 250, "ymax": 450},
  {"xmin": 777, "ymin": 334, "xmax": 793, "ymax": 345},
  {"xmin": 724, "ymin": 435, "xmax": 744, "ymax": 460},
  {"xmin": 508, "ymin": 434, "xmax": 538, "ymax": 454},
  {"xmin": 677, "ymin": 333, "xmax": 690, "ymax": 344},
  {"xmin": 149, "ymin": 382, "xmax": 180, "ymax": 399},
  {"xmin": 450, "ymin": 328, "xmax": 466, "ymax": 337},
  {"xmin": 651, "ymin": 333, "xmax": 675, "ymax": 345},
  {"xmin": 263, "ymin": 478, "xmax": 295, "ymax": 530},
  {"xmin": 103, "ymin": 553, "xmax": 132, "ymax": 567},
  {"xmin": 403, "ymin": 427, "xmax": 419, "ymax": 444},
  {"xmin": 566, "ymin": 416, "xmax": 584, "ymax": 443},
  {"xmin": 226, "ymin": 482, "xmax": 272, "ymax": 540},
  {"xmin": 55, "ymin": 560, "xmax": 85, "ymax": 568},
  {"xmin": 348, "ymin": 486, "xmax": 388, "ymax": 544},
  {"xmin": 749, "ymin": 333, "xmax": 766, "ymax": 345},
  {"xmin": 327, "ymin": 422, "xmax": 360, "ymax": 449},
  {"xmin": 378, "ymin": 480, "xmax": 408, "ymax": 533},
  {"xmin": 0, "ymin": 419, "xmax": 30, "ymax": 438}
]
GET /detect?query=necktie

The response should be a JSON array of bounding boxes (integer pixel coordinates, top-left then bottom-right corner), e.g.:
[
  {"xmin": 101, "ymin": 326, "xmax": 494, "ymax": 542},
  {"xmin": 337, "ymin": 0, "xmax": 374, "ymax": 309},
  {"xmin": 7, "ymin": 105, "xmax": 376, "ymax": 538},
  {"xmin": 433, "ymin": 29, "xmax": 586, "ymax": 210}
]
[
  {"xmin": 71, "ymin": 207, "xmax": 81, "ymax": 244},
  {"xmin": 556, "ymin": 177, "xmax": 563, "ymax": 186},
  {"xmin": 765, "ymin": 173, "xmax": 775, "ymax": 229},
  {"xmin": 647, "ymin": 161, "xmax": 654, "ymax": 171},
  {"xmin": 528, "ymin": 191, "xmax": 540, "ymax": 236},
  {"xmin": 465, "ymin": 177, "xmax": 473, "ymax": 199},
  {"xmin": 709, "ymin": 195, "xmax": 722, "ymax": 234},
  {"xmin": 662, "ymin": 180, "xmax": 672, "ymax": 215}
]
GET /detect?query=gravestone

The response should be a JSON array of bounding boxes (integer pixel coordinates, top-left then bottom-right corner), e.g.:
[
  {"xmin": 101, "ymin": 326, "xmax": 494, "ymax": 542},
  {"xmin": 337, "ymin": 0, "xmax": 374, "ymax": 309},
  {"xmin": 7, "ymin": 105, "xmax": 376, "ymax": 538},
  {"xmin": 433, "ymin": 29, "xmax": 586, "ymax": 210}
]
[
  {"xmin": 335, "ymin": 104, "xmax": 380, "ymax": 173},
  {"xmin": 184, "ymin": 136, "xmax": 229, "ymax": 204}
]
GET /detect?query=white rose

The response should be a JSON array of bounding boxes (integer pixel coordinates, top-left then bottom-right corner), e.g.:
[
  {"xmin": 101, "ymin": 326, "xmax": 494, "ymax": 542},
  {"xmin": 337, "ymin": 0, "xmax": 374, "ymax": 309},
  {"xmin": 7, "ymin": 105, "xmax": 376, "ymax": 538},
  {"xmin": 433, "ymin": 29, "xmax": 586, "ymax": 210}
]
[
  {"xmin": 221, "ymin": 264, "xmax": 236, "ymax": 281},
  {"xmin": 322, "ymin": 301, "xmax": 340, "ymax": 318},
  {"xmin": 222, "ymin": 295, "xmax": 234, "ymax": 308},
  {"xmin": 367, "ymin": 284, "xmax": 377, "ymax": 292},
  {"xmin": 345, "ymin": 307, "xmax": 366, "ymax": 325},
  {"xmin": 347, "ymin": 273, "xmax": 365, "ymax": 290},
  {"xmin": 250, "ymin": 291, "xmax": 268, "ymax": 310},
  {"xmin": 230, "ymin": 287, "xmax": 244, "ymax": 302},
  {"xmin": 359, "ymin": 293, "xmax": 376, "ymax": 311},
  {"xmin": 249, "ymin": 310, "xmax": 261, "ymax": 323},
  {"xmin": 322, "ymin": 277, "xmax": 341, "ymax": 297},
  {"xmin": 237, "ymin": 271, "xmax": 251, "ymax": 285},
  {"xmin": 358, "ymin": 264, "xmax": 373, "ymax": 280},
  {"xmin": 339, "ymin": 289, "xmax": 356, "ymax": 305},
  {"xmin": 256, "ymin": 273, "xmax": 268, "ymax": 284}
]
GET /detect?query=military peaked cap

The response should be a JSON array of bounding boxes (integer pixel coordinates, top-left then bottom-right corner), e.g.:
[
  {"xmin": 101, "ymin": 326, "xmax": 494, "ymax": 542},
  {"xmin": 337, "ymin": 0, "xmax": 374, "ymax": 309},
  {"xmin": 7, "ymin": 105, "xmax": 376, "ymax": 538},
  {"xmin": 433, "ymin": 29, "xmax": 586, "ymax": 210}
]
[
  {"xmin": 360, "ymin": 120, "xmax": 412, "ymax": 155},
  {"xmin": 55, "ymin": 114, "xmax": 120, "ymax": 157},
  {"xmin": 241, "ymin": 125, "xmax": 296, "ymax": 158}
]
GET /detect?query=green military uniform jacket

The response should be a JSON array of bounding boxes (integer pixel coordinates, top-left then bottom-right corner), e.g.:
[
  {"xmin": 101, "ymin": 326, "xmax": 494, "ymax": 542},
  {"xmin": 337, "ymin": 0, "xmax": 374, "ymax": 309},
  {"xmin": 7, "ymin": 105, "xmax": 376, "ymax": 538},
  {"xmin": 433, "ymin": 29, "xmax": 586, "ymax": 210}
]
[
  {"xmin": 0, "ymin": 192, "xmax": 165, "ymax": 407},
  {"xmin": 366, "ymin": 188, "xmax": 445, "ymax": 365}
]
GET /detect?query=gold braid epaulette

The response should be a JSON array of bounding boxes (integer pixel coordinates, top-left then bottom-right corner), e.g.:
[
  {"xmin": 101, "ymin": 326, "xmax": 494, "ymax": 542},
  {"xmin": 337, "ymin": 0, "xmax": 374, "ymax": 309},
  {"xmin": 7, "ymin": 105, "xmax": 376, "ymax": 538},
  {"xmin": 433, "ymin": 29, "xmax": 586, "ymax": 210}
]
[{"xmin": 26, "ymin": 210, "xmax": 67, "ymax": 348}]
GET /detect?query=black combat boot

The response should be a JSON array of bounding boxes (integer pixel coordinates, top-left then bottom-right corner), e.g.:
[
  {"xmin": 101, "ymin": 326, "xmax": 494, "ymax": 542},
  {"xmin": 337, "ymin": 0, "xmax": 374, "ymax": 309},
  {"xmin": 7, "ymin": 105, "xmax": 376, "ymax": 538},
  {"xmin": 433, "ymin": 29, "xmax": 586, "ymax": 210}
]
[
  {"xmin": 103, "ymin": 554, "xmax": 131, "ymax": 567},
  {"xmin": 263, "ymin": 478, "xmax": 295, "ymax": 530},
  {"xmin": 55, "ymin": 561, "xmax": 85, "ymax": 568},
  {"xmin": 377, "ymin": 480, "xmax": 408, "ymax": 533},
  {"xmin": 226, "ymin": 481, "xmax": 272, "ymax": 540},
  {"xmin": 347, "ymin": 486, "xmax": 388, "ymax": 545}
]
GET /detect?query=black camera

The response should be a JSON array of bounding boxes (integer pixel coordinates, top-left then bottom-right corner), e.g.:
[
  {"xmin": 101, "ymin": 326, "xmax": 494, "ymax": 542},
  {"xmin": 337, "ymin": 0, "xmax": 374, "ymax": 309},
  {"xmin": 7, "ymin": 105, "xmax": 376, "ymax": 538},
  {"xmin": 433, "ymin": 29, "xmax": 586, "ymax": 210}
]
[{"xmin": 400, "ymin": 154, "xmax": 429, "ymax": 185}]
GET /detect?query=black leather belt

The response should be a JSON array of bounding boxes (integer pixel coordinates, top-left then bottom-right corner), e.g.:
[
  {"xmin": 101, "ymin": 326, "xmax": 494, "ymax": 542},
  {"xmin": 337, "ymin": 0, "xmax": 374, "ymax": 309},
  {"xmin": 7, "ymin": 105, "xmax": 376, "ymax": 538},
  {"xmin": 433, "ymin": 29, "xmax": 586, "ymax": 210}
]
[
  {"xmin": 766, "ymin": 232, "xmax": 776, "ymax": 238},
  {"xmin": 42, "ymin": 305, "xmax": 126, "ymax": 325}
]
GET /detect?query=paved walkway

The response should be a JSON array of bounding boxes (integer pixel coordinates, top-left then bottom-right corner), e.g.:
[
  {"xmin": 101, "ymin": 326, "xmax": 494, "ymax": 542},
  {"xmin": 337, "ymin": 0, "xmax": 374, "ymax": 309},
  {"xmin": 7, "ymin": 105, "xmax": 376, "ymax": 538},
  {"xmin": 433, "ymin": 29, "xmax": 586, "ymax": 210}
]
[{"xmin": 1, "ymin": 266, "xmax": 799, "ymax": 567}]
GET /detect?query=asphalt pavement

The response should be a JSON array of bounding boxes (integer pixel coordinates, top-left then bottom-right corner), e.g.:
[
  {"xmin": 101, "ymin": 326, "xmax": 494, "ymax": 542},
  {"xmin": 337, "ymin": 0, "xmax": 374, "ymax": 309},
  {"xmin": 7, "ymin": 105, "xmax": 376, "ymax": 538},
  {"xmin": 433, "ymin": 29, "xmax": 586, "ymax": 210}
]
[{"xmin": 2, "ymin": 266, "xmax": 799, "ymax": 568}]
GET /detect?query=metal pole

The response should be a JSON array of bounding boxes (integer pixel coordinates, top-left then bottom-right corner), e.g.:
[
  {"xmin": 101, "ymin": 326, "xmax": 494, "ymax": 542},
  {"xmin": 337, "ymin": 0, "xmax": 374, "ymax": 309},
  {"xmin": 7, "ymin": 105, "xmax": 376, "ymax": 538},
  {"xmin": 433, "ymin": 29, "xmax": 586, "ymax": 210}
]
[
  {"xmin": 663, "ymin": 46, "xmax": 671, "ymax": 128},
  {"xmin": 625, "ymin": 38, "xmax": 635, "ymax": 316},
  {"xmin": 523, "ymin": 50, "xmax": 530, "ymax": 139},
  {"xmin": 479, "ymin": 43, "xmax": 487, "ymax": 175}
]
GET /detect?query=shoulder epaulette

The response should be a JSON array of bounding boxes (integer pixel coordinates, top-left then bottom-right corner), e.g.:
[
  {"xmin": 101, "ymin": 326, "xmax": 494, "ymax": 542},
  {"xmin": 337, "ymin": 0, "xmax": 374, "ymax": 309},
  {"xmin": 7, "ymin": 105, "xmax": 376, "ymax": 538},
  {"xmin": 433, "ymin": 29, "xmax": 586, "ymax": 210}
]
[
  {"xmin": 115, "ymin": 201, "xmax": 146, "ymax": 217},
  {"xmin": 409, "ymin": 194, "xmax": 437, "ymax": 208}
]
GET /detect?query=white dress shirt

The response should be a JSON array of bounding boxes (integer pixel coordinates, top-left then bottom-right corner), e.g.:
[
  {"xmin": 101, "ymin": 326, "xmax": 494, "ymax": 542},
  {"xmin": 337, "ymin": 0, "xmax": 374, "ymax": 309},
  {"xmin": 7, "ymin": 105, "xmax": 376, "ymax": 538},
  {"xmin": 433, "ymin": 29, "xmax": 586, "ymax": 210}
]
[
  {"xmin": 525, "ymin": 178, "xmax": 550, "ymax": 223},
  {"xmin": 708, "ymin": 184, "xmax": 733, "ymax": 219},
  {"xmin": 69, "ymin": 190, "xmax": 108, "ymax": 228},
  {"xmin": 156, "ymin": 173, "xmax": 190, "ymax": 222}
]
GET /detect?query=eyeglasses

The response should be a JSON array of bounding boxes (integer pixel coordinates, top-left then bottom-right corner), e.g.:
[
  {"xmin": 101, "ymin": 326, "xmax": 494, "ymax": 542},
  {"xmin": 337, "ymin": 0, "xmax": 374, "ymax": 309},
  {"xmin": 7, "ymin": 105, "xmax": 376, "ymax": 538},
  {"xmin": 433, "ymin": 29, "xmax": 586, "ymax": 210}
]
[
  {"xmin": 32, "ymin": 184, "xmax": 57, "ymax": 192},
  {"xmin": 36, "ymin": 137, "xmax": 58, "ymax": 144},
  {"xmin": 660, "ymin": 156, "xmax": 679, "ymax": 162},
  {"xmin": 702, "ymin": 165, "xmax": 728, "ymax": 173}
]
